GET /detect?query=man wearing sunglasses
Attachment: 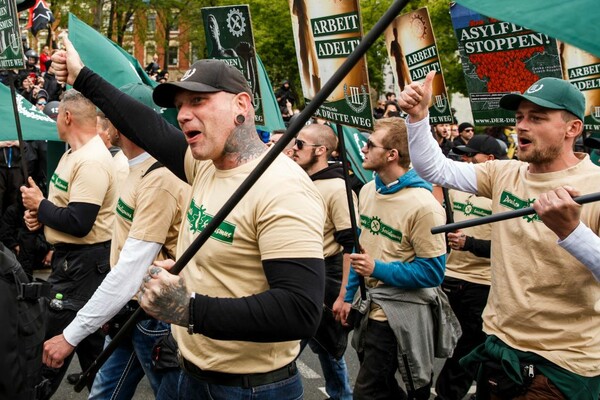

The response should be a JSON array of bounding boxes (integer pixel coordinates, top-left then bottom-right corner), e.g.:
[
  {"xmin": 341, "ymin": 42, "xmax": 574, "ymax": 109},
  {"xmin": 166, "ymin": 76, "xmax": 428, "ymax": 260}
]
[
  {"xmin": 453, "ymin": 122, "xmax": 474, "ymax": 147},
  {"xmin": 400, "ymin": 71, "xmax": 600, "ymax": 399},
  {"xmin": 292, "ymin": 123, "xmax": 355, "ymax": 400},
  {"xmin": 340, "ymin": 118, "xmax": 458, "ymax": 400}
]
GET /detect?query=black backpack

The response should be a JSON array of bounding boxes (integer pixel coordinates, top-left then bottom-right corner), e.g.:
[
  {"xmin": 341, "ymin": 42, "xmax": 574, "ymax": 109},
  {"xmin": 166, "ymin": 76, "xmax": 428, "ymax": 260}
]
[{"xmin": 0, "ymin": 243, "xmax": 50, "ymax": 400}]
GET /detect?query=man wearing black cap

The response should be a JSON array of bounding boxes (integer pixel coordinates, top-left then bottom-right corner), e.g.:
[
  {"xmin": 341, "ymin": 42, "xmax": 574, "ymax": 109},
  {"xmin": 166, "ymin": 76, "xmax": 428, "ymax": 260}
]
[
  {"xmin": 453, "ymin": 122, "xmax": 474, "ymax": 147},
  {"xmin": 51, "ymin": 36, "xmax": 325, "ymax": 399},
  {"xmin": 399, "ymin": 71, "xmax": 600, "ymax": 399}
]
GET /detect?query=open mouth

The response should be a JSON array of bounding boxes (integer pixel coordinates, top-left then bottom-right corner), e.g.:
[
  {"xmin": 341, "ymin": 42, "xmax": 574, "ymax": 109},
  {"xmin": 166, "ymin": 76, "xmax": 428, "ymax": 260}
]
[
  {"xmin": 185, "ymin": 130, "xmax": 201, "ymax": 139},
  {"xmin": 519, "ymin": 137, "xmax": 532, "ymax": 147}
]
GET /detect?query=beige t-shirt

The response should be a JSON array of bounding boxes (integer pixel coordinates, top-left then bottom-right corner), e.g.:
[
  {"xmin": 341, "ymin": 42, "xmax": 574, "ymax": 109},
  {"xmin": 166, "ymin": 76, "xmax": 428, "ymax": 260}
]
[
  {"xmin": 475, "ymin": 154, "xmax": 600, "ymax": 376},
  {"xmin": 358, "ymin": 181, "xmax": 446, "ymax": 320},
  {"xmin": 45, "ymin": 135, "xmax": 117, "ymax": 245},
  {"xmin": 110, "ymin": 155, "xmax": 189, "ymax": 267},
  {"xmin": 112, "ymin": 149, "xmax": 129, "ymax": 194},
  {"xmin": 172, "ymin": 149, "xmax": 325, "ymax": 374},
  {"xmin": 445, "ymin": 189, "xmax": 492, "ymax": 285},
  {"xmin": 313, "ymin": 177, "xmax": 357, "ymax": 258}
]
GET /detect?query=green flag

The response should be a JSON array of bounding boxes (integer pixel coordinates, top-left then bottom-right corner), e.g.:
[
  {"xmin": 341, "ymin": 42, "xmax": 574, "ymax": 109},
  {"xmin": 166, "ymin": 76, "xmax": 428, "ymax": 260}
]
[
  {"xmin": 68, "ymin": 13, "xmax": 156, "ymax": 88},
  {"xmin": 330, "ymin": 123, "xmax": 373, "ymax": 184},
  {"xmin": 256, "ymin": 55, "xmax": 285, "ymax": 132},
  {"xmin": 0, "ymin": 83, "xmax": 58, "ymax": 141},
  {"xmin": 68, "ymin": 13, "xmax": 181, "ymax": 128}
]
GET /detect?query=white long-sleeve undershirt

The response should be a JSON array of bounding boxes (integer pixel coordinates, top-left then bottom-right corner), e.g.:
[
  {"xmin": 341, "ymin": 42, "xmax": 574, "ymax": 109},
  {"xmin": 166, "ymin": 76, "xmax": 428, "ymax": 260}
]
[
  {"xmin": 63, "ymin": 238, "xmax": 162, "ymax": 346},
  {"xmin": 406, "ymin": 115, "xmax": 600, "ymax": 282}
]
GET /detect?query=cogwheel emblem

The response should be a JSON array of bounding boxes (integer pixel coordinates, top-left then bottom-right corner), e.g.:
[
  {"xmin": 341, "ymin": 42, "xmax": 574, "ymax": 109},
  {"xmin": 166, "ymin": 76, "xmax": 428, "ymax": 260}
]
[
  {"xmin": 369, "ymin": 216, "xmax": 382, "ymax": 235},
  {"xmin": 227, "ymin": 8, "xmax": 246, "ymax": 37},
  {"xmin": 410, "ymin": 13, "xmax": 427, "ymax": 39},
  {"xmin": 523, "ymin": 198, "xmax": 538, "ymax": 223},
  {"xmin": 464, "ymin": 203, "xmax": 473, "ymax": 216}
]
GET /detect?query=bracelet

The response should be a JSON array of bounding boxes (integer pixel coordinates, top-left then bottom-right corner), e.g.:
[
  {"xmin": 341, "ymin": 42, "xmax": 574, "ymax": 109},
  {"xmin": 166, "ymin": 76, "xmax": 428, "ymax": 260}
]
[{"xmin": 187, "ymin": 292, "xmax": 196, "ymax": 335}]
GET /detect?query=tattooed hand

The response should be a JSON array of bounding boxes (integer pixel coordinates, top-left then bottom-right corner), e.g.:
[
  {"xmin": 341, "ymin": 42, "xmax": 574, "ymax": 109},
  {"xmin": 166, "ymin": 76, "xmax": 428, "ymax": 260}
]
[{"xmin": 138, "ymin": 264, "xmax": 190, "ymax": 327}]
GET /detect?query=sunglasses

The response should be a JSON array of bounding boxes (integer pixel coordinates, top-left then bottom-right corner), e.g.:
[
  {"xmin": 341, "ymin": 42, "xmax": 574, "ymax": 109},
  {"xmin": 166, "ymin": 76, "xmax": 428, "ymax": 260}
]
[
  {"xmin": 294, "ymin": 138, "xmax": 322, "ymax": 150},
  {"xmin": 365, "ymin": 139, "xmax": 392, "ymax": 150},
  {"xmin": 36, "ymin": 101, "xmax": 47, "ymax": 106},
  {"xmin": 463, "ymin": 128, "xmax": 474, "ymax": 132}
]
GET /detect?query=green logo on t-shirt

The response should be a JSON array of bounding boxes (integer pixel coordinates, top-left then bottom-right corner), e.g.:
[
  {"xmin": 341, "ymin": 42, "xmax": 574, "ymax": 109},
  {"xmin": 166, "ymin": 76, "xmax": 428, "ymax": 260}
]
[
  {"xmin": 499, "ymin": 191, "xmax": 539, "ymax": 222},
  {"xmin": 116, "ymin": 198, "xmax": 134, "ymax": 222},
  {"xmin": 50, "ymin": 173, "xmax": 69, "ymax": 192},
  {"xmin": 453, "ymin": 201, "xmax": 492, "ymax": 217},
  {"xmin": 360, "ymin": 214, "xmax": 403, "ymax": 243},
  {"xmin": 187, "ymin": 199, "xmax": 236, "ymax": 244}
]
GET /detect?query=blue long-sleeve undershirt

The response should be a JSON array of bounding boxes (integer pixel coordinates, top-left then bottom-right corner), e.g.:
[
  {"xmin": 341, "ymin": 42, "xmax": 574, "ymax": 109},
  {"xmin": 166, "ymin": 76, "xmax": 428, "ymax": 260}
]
[{"xmin": 344, "ymin": 255, "xmax": 446, "ymax": 303}]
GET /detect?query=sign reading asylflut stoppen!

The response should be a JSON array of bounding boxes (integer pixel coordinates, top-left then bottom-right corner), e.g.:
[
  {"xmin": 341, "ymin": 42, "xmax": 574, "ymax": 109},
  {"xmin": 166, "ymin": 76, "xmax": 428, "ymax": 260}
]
[
  {"xmin": 288, "ymin": 0, "xmax": 373, "ymax": 130},
  {"xmin": 385, "ymin": 7, "xmax": 453, "ymax": 125},
  {"xmin": 0, "ymin": 0, "xmax": 24, "ymax": 69},
  {"xmin": 201, "ymin": 5, "xmax": 264, "ymax": 125}
]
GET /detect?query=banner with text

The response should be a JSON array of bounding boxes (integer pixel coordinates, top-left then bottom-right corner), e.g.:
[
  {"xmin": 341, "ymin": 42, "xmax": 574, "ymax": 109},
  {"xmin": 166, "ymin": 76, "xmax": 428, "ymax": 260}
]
[
  {"xmin": 201, "ymin": 5, "xmax": 264, "ymax": 125},
  {"xmin": 560, "ymin": 43, "xmax": 600, "ymax": 132},
  {"xmin": 450, "ymin": 3, "xmax": 562, "ymax": 126},
  {"xmin": 288, "ymin": 0, "xmax": 373, "ymax": 130},
  {"xmin": 0, "ymin": 0, "xmax": 24, "ymax": 69},
  {"xmin": 385, "ymin": 7, "xmax": 453, "ymax": 125}
]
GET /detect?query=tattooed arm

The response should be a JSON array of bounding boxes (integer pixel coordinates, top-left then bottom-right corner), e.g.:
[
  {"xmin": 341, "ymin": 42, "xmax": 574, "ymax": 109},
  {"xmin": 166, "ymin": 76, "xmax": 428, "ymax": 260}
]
[{"xmin": 139, "ymin": 265, "xmax": 190, "ymax": 326}]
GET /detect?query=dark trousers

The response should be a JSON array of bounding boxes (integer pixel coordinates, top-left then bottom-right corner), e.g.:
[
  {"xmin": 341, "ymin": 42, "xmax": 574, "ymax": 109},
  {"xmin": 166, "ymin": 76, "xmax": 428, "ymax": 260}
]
[
  {"xmin": 41, "ymin": 242, "xmax": 111, "ymax": 399},
  {"xmin": 354, "ymin": 320, "xmax": 432, "ymax": 400},
  {"xmin": 435, "ymin": 277, "xmax": 490, "ymax": 400},
  {"xmin": 41, "ymin": 308, "xmax": 106, "ymax": 399}
]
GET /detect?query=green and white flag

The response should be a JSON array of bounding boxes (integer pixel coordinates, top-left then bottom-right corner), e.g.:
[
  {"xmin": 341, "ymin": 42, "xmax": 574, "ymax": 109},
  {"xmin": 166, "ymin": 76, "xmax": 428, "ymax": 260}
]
[{"xmin": 1, "ymin": 83, "xmax": 58, "ymax": 140}]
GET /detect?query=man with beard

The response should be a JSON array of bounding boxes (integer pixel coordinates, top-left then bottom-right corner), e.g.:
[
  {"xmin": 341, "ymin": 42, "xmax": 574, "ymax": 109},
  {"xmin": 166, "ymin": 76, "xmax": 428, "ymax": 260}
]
[
  {"xmin": 399, "ymin": 72, "xmax": 600, "ymax": 399},
  {"xmin": 292, "ymin": 123, "xmax": 354, "ymax": 400},
  {"xmin": 433, "ymin": 123, "xmax": 453, "ymax": 156}
]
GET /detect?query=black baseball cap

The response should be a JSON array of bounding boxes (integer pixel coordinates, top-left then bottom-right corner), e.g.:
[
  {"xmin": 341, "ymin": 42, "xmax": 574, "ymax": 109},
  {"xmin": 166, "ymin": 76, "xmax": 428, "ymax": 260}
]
[
  {"xmin": 453, "ymin": 135, "xmax": 506, "ymax": 159},
  {"xmin": 153, "ymin": 59, "xmax": 251, "ymax": 108},
  {"xmin": 499, "ymin": 77, "xmax": 585, "ymax": 121}
]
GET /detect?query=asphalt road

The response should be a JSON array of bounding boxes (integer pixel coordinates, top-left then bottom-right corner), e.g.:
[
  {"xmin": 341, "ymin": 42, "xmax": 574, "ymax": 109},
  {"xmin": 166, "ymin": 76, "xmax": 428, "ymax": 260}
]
[{"xmin": 53, "ymin": 340, "xmax": 476, "ymax": 399}]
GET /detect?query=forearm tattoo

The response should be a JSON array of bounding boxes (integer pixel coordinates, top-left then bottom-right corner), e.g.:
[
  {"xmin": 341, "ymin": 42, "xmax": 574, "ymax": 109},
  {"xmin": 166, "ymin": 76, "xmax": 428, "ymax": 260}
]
[{"xmin": 151, "ymin": 276, "xmax": 190, "ymax": 327}]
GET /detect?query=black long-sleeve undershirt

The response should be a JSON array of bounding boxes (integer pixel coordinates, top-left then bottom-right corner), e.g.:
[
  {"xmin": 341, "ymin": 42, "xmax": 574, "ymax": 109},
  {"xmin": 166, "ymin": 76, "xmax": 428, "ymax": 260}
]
[
  {"xmin": 192, "ymin": 258, "xmax": 325, "ymax": 342},
  {"xmin": 74, "ymin": 66, "xmax": 327, "ymax": 343},
  {"xmin": 74, "ymin": 67, "xmax": 188, "ymax": 182},
  {"xmin": 38, "ymin": 199, "xmax": 100, "ymax": 237},
  {"xmin": 462, "ymin": 236, "xmax": 491, "ymax": 258}
]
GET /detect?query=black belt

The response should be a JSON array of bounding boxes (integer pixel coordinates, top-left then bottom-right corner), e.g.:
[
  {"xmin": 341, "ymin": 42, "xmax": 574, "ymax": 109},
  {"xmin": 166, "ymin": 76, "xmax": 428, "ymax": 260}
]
[
  {"xmin": 53, "ymin": 240, "xmax": 111, "ymax": 253},
  {"xmin": 180, "ymin": 355, "xmax": 298, "ymax": 388}
]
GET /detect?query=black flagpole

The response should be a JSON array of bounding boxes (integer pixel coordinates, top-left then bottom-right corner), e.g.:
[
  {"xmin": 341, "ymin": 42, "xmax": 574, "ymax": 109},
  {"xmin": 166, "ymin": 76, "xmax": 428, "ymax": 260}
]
[
  {"xmin": 8, "ymin": 73, "xmax": 30, "ymax": 183},
  {"xmin": 75, "ymin": 0, "xmax": 412, "ymax": 391},
  {"xmin": 431, "ymin": 191, "xmax": 600, "ymax": 234}
]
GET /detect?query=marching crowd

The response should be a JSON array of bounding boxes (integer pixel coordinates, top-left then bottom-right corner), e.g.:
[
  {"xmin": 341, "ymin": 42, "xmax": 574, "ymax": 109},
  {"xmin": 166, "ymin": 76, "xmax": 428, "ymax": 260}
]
[{"xmin": 1, "ymin": 33, "xmax": 600, "ymax": 400}]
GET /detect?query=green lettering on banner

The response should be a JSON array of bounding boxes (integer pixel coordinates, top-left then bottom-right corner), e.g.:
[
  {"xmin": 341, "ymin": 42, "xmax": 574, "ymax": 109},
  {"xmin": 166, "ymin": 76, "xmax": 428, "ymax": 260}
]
[
  {"xmin": 405, "ymin": 45, "xmax": 437, "ymax": 68},
  {"xmin": 316, "ymin": 37, "xmax": 361, "ymax": 59},
  {"xmin": 453, "ymin": 201, "xmax": 492, "ymax": 217},
  {"xmin": 499, "ymin": 190, "xmax": 539, "ymax": 222},
  {"xmin": 50, "ymin": 173, "xmax": 69, "ymax": 192},
  {"xmin": 186, "ymin": 199, "xmax": 236, "ymax": 244},
  {"xmin": 360, "ymin": 214, "xmax": 403, "ymax": 243},
  {"xmin": 571, "ymin": 77, "xmax": 600, "ymax": 92},
  {"xmin": 311, "ymin": 12, "xmax": 360, "ymax": 37},
  {"xmin": 409, "ymin": 60, "xmax": 441, "ymax": 82},
  {"xmin": 568, "ymin": 62, "xmax": 600, "ymax": 80},
  {"xmin": 116, "ymin": 198, "xmax": 134, "ymax": 222}
]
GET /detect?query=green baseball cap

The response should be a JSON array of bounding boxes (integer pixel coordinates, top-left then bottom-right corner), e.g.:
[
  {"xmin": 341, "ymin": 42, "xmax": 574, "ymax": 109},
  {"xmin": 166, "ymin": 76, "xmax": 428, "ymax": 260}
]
[{"xmin": 499, "ymin": 77, "xmax": 585, "ymax": 121}]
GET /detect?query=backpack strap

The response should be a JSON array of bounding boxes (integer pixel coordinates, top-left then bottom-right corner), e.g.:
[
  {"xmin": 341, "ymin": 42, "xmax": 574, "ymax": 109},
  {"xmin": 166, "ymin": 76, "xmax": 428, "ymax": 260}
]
[{"xmin": 142, "ymin": 161, "xmax": 164, "ymax": 178}]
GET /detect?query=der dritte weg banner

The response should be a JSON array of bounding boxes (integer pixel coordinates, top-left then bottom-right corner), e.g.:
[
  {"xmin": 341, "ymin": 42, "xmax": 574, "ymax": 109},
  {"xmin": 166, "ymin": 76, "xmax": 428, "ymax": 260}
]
[
  {"xmin": 385, "ymin": 7, "xmax": 453, "ymax": 125},
  {"xmin": 288, "ymin": 0, "xmax": 373, "ymax": 130}
]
